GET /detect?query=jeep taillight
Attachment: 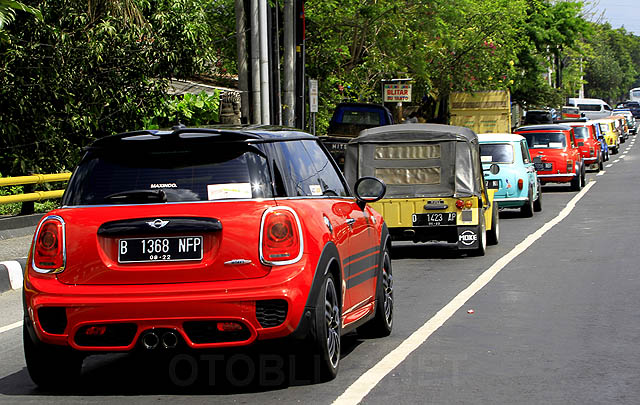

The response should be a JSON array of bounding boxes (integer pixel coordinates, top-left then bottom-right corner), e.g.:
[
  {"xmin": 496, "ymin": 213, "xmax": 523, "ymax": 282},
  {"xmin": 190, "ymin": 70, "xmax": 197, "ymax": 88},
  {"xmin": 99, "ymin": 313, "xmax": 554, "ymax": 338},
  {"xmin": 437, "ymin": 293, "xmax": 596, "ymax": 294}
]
[
  {"xmin": 567, "ymin": 160, "xmax": 573, "ymax": 173},
  {"xmin": 260, "ymin": 207, "xmax": 303, "ymax": 265},
  {"xmin": 518, "ymin": 179, "xmax": 524, "ymax": 190},
  {"xmin": 33, "ymin": 216, "xmax": 65, "ymax": 273}
]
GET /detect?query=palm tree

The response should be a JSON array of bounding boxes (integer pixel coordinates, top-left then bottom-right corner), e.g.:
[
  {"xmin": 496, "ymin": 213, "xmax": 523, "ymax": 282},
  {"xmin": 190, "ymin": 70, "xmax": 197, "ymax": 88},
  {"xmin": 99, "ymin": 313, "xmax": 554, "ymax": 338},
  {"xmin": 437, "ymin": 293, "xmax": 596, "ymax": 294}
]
[{"xmin": 0, "ymin": 0, "xmax": 42, "ymax": 41}]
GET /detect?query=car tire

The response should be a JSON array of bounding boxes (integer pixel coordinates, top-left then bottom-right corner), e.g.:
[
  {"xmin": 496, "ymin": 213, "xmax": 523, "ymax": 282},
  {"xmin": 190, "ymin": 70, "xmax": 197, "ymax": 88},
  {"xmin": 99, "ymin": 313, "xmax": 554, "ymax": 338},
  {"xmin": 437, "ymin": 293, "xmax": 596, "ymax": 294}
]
[
  {"xmin": 533, "ymin": 185, "xmax": 543, "ymax": 212},
  {"xmin": 357, "ymin": 247, "xmax": 393, "ymax": 338},
  {"xmin": 580, "ymin": 165, "xmax": 586, "ymax": 187},
  {"xmin": 23, "ymin": 323, "xmax": 83, "ymax": 390},
  {"xmin": 570, "ymin": 165, "xmax": 582, "ymax": 191},
  {"xmin": 520, "ymin": 188, "xmax": 534, "ymax": 218},
  {"xmin": 469, "ymin": 218, "xmax": 486, "ymax": 256},
  {"xmin": 486, "ymin": 205, "xmax": 499, "ymax": 245},
  {"xmin": 598, "ymin": 156, "xmax": 604, "ymax": 171},
  {"xmin": 311, "ymin": 272, "xmax": 341, "ymax": 382}
]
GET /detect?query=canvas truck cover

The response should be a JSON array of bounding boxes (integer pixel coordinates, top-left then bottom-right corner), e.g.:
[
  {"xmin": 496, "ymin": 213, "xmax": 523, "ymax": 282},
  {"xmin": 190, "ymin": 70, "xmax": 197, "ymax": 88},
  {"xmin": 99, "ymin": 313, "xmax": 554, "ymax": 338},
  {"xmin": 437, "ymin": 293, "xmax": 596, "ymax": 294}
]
[
  {"xmin": 344, "ymin": 124, "xmax": 482, "ymax": 198},
  {"xmin": 449, "ymin": 90, "xmax": 512, "ymax": 133}
]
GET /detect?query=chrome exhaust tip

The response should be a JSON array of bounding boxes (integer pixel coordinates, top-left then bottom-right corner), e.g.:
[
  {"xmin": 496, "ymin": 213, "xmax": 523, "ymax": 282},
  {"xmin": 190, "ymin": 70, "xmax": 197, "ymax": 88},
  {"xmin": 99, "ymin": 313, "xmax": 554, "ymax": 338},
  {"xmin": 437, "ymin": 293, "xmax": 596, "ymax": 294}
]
[
  {"xmin": 141, "ymin": 331, "xmax": 159, "ymax": 350},
  {"xmin": 161, "ymin": 331, "xmax": 178, "ymax": 349}
]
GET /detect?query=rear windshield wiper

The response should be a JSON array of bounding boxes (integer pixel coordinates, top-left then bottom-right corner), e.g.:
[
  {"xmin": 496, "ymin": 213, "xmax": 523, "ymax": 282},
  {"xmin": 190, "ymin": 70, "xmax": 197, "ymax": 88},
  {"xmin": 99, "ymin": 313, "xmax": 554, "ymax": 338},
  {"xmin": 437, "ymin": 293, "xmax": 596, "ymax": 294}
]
[{"xmin": 103, "ymin": 189, "xmax": 167, "ymax": 204}]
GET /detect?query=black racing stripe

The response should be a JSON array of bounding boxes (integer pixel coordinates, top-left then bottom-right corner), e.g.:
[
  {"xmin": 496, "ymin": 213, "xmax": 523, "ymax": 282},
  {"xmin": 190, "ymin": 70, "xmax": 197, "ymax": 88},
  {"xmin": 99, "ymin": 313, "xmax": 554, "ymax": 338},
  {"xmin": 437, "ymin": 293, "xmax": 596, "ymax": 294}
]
[
  {"xmin": 345, "ymin": 251, "xmax": 379, "ymax": 278},
  {"xmin": 346, "ymin": 267, "xmax": 377, "ymax": 290},
  {"xmin": 342, "ymin": 245, "xmax": 379, "ymax": 266}
]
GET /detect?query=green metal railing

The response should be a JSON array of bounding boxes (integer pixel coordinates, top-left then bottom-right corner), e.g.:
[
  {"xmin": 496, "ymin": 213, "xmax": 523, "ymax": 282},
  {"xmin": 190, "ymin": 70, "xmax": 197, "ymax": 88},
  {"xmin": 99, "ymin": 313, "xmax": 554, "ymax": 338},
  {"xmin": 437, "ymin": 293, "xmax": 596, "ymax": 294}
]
[{"xmin": 0, "ymin": 173, "xmax": 71, "ymax": 205}]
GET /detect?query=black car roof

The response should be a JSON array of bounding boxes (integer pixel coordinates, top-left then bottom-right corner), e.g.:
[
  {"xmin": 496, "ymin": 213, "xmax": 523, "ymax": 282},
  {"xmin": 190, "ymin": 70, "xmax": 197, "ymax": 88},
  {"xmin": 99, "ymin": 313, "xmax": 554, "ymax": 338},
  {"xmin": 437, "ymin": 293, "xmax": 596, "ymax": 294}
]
[
  {"xmin": 88, "ymin": 125, "xmax": 316, "ymax": 150},
  {"xmin": 515, "ymin": 124, "xmax": 573, "ymax": 132},
  {"xmin": 349, "ymin": 123, "xmax": 477, "ymax": 144}
]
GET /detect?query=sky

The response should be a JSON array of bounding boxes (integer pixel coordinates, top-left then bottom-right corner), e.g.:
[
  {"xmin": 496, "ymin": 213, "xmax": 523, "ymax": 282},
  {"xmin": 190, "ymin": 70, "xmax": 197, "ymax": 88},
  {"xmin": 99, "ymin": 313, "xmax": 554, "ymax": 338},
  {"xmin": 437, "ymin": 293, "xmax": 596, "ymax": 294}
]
[{"xmin": 588, "ymin": 0, "xmax": 640, "ymax": 35}]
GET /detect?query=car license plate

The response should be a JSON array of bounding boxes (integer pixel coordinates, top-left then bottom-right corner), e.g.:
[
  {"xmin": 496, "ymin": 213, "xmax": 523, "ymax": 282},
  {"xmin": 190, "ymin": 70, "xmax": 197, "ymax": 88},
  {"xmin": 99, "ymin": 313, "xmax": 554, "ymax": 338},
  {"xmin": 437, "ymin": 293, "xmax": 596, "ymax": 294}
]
[
  {"xmin": 534, "ymin": 162, "xmax": 552, "ymax": 171},
  {"xmin": 412, "ymin": 212, "xmax": 457, "ymax": 227},
  {"xmin": 118, "ymin": 236, "xmax": 203, "ymax": 263}
]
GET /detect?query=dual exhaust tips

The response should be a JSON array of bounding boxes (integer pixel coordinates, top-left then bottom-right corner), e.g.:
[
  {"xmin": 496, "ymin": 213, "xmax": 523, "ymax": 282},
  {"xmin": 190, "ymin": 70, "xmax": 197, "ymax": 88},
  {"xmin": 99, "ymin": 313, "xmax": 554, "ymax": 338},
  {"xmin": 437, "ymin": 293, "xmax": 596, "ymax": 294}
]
[{"xmin": 141, "ymin": 330, "xmax": 179, "ymax": 350}]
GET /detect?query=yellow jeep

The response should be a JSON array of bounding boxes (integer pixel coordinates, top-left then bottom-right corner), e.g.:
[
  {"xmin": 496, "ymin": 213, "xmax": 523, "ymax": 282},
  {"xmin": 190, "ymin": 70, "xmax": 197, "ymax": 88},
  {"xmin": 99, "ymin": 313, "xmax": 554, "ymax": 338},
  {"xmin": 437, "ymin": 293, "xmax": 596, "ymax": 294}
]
[{"xmin": 344, "ymin": 123, "xmax": 499, "ymax": 255}]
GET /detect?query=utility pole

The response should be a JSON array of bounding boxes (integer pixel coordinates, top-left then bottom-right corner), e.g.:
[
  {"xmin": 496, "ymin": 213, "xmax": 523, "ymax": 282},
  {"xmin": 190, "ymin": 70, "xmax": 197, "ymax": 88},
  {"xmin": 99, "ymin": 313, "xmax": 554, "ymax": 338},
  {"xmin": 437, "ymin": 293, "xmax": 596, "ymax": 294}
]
[
  {"xmin": 258, "ymin": 0, "xmax": 270, "ymax": 124},
  {"xmin": 283, "ymin": 0, "xmax": 295, "ymax": 127},
  {"xmin": 235, "ymin": 0, "xmax": 249, "ymax": 123},
  {"xmin": 295, "ymin": 0, "xmax": 305, "ymax": 129},
  {"xmin": 268, "ymin": 1, "xmax": 282, "ymax": 125},
  {"xmin": 250, "ymin": 0, "xmax": 261, "ymax": 123}
]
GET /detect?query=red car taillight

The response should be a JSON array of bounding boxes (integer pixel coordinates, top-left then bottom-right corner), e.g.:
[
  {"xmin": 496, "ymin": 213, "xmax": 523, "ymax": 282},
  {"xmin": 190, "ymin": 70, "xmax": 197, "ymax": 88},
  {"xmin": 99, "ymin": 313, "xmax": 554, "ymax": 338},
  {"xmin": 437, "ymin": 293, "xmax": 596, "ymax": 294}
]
[
  {"xmin": 567, "ymin": 160, "xmax": 573, "ymax": 173},
  {"xmin": 518, "ymin": 179, "xmax": 524, "ymax": 190},
  {"xmin": 455, "ymin": 199, "xmax": 465, "ymax": 209},
  {"xmin": 260, "ymin": 207, "xmax": 303, "ymax": 265},
  {"xmin": 33, "ymin": 216, "xmax": 65, "ymax": 273}
]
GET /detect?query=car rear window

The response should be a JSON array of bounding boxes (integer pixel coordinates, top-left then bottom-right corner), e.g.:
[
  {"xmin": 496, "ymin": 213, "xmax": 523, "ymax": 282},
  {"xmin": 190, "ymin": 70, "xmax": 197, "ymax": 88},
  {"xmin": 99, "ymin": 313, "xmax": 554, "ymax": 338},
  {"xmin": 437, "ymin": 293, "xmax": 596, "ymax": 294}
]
[
  {"xmin": 340, "ymin": 110, "xmax": 382, "ymax": 125},
  {"xmin": 479, "ymin": 143, "xmax": 514, "ymax": 163},
  {"xmin": 521, "ymin": 132, "xmax": 567, "ymax": 149},
  {"xmin": 63, "ymin": 144, "xmax": 273, "ymax": 206},
  {"xmin": 578, "ymin": 104, "xmax": 601, "ymax": 112},
  {"xmin": 572, "ymin": 127, "xmax": 589, "ymax": 140}
]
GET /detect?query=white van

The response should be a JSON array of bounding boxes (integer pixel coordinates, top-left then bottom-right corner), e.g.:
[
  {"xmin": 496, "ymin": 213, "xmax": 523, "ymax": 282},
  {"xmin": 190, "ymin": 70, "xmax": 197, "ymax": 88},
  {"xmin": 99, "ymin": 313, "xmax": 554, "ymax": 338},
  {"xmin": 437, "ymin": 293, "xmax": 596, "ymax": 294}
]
[{"xmin": 567, "ymin": 98, "xmax": 613, "ymax": 120}]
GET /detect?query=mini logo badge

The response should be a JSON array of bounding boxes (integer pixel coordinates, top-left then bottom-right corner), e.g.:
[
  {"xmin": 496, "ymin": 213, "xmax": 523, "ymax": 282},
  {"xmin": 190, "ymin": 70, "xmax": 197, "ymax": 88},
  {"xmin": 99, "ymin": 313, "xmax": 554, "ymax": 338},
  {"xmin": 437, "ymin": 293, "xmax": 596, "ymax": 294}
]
[
  {"xmin": 459, "ymin": 230, "xmax": 477, "ymax": 246},
  {"xmin": 147, "ymin": 219, "xmax": 169, "ymax": 229}
]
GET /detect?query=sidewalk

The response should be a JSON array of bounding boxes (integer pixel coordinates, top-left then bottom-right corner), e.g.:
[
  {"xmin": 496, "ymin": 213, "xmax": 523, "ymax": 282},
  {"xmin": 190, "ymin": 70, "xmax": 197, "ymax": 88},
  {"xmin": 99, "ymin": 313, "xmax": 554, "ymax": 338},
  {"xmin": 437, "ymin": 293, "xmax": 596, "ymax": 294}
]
[{"xmin": 0, "ymin": 214, "xmax": 41, "ymax": 292}]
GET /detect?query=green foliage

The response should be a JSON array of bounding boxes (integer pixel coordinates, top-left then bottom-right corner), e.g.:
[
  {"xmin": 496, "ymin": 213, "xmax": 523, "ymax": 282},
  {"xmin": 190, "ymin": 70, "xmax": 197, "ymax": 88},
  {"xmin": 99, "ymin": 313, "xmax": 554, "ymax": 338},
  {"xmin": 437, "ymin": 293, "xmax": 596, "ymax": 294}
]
[
  {"xmin": 142, "ymin": 91, "xmax": 221, "ymax": 129},
  {"xmin": 0, "ymin": 0, "xmax": 229, "ymax": 177},
  {"xmin": 583, "ymin": 24, "xmax": 640, "ymax": 103}
]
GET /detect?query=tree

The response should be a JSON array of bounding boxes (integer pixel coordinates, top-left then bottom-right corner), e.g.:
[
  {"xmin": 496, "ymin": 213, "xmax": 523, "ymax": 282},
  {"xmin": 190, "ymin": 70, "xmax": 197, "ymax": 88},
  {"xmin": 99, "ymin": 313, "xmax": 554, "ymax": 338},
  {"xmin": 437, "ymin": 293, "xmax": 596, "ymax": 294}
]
[
  {"xmin": 0, "ymin": 0, "xmax": 232, "ymax": 176},
  {"xmin": 0, "ymin": 0, "xmax": 41, "ymax": 41}
]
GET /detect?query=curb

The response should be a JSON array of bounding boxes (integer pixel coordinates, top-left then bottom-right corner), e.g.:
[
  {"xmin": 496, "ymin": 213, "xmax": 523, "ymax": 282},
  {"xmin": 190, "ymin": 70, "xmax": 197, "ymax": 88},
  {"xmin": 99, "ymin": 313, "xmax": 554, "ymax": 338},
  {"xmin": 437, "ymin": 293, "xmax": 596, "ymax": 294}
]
[
  {"xmin": 0, "ymin": 214, "xmax": 44, "ymax": 240},
  {"xmin": 0, "ymin": 258, "xmax": 25, "ymax": 292}
]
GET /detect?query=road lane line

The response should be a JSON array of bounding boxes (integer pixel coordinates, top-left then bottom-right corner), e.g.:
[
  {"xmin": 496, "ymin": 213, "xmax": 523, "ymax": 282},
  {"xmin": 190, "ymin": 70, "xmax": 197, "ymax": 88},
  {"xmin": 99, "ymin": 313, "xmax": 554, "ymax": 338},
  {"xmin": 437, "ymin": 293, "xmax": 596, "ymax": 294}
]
[
  {"xmin": 333, "ymin": 181, "xmax": 597, "ymax": 405},
  {"xmin": 606, "ymin": 164, "xmax": 613, "ymax": 168},
  {"xmin": 614, "ymin": 159, "xmax": 620, "ymax": 163},
  {"xmin": 0, "ymin": 321, "xmax": 23, "ymax": 334},
  {"xmin": 597, "ymin": 171, "xmax": 606, "ymax": 176}
]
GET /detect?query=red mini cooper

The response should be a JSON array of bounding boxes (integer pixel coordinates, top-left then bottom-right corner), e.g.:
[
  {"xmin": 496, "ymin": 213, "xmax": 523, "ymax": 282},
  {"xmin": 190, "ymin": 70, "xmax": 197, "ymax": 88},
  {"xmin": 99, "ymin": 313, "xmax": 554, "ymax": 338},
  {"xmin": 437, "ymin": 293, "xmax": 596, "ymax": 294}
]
[
  {"xmin": 23, "ymin": 127, "xmax": 391, "ymax": 388},
  {"xmin": 514, "ymin": 124, "xmax": 585, "ymax": 191},
  {"xmin": 566, "ymin": 121, "xmax": 604, "ymax": 172}
]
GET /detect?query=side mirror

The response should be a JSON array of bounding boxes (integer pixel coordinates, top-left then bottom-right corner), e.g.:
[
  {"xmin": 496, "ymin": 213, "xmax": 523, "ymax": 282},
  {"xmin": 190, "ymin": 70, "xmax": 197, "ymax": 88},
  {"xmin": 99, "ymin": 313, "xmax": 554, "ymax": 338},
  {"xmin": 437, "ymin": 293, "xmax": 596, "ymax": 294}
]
[{"xmin": 354, "ymin": 177, "xmax": 386, "ymax": 205}]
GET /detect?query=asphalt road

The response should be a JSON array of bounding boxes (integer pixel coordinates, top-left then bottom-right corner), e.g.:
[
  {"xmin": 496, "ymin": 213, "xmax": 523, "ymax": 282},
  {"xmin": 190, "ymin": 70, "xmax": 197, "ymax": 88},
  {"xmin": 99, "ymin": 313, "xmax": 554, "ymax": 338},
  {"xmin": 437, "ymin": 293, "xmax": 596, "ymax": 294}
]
[{"xmin": 1, "ymin": 137, "xmax": 639, "ymax": 403}]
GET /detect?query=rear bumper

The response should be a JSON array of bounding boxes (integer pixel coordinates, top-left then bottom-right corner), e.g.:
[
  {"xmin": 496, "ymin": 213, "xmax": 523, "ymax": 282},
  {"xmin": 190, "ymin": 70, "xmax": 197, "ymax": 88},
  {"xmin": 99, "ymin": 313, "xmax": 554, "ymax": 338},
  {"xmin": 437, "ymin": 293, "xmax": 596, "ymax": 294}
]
[
  {"xmin": 24, "ymin": 258, "xmax": 314, "ymax": 351},
  {"xmin": 494, "ymin": 197, "xmax": 527, "ymax": 208},
  {"xmin": 537, "ymin": 173, "xmax": 576, "ymax": 183},
  {"xmin": 582, "ymin": 157, "xmax": 598, "ymax": 163}
]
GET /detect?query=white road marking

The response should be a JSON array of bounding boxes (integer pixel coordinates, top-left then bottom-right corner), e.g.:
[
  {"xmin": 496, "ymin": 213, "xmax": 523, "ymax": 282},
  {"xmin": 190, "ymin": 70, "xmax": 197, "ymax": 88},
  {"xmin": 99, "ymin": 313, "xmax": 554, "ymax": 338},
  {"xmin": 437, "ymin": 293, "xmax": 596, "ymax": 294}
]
[
  {"xmin": 606, "ymin": 164, "xmax": 613, "ymax": 168},
  {"xmin": 333, "ymin": 182, "xmax": 597, "ymax": 405},
  {"xmin": 0, "ymin": 321, "xmax": 23, "ymax": 334},
  {"xmin": 0, "ymin": 261, "xmax": 23, "ymax": 290},
  {"xmin": 614, "ymin": 159, "xmax": 621, "ymax": 163},
  {"xmin": 597, "ymin": 171, "xmax": 606, "ymax": 176}
]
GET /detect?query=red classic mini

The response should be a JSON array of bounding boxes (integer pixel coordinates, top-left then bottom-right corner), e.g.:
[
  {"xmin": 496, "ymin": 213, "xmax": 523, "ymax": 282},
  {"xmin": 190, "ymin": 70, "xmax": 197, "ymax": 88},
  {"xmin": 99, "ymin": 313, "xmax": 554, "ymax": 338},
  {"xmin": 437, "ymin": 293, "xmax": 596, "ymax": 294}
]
[
  {"xmin": 23, "ymin": 126, "xmax": 392, "ymax": 388},
  {"xmin": 514, "ymin": 124, "xmax": 586, "ymax": 191}
]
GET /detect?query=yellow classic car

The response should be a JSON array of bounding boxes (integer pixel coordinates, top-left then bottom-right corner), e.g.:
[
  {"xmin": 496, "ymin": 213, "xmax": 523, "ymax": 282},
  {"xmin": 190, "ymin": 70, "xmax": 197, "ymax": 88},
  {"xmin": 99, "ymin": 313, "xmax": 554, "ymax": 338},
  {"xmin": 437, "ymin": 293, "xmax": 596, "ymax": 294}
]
[
  {"xmin": 344, "ymin": 123, "xmax": 499, "ymax": 256},
  {"xmin": 593, "ymin": 118, "xmax": 620, "ymax": 154}
]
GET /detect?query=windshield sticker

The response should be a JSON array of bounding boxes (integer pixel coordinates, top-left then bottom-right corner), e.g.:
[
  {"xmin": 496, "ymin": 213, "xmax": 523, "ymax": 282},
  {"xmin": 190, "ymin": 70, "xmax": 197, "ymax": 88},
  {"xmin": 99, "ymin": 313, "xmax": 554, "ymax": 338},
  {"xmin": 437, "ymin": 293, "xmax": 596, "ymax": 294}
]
[
  {"xmin": 207, "ymin": 183, "xmax": 252, "ymax": 200},
  {"xmin": 309, "ymin": 185, "xmax": 323, "ymax": 196},
  {"xmin": 481, "ymin": 155, "xmax": 492, "ymax": 162}
]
